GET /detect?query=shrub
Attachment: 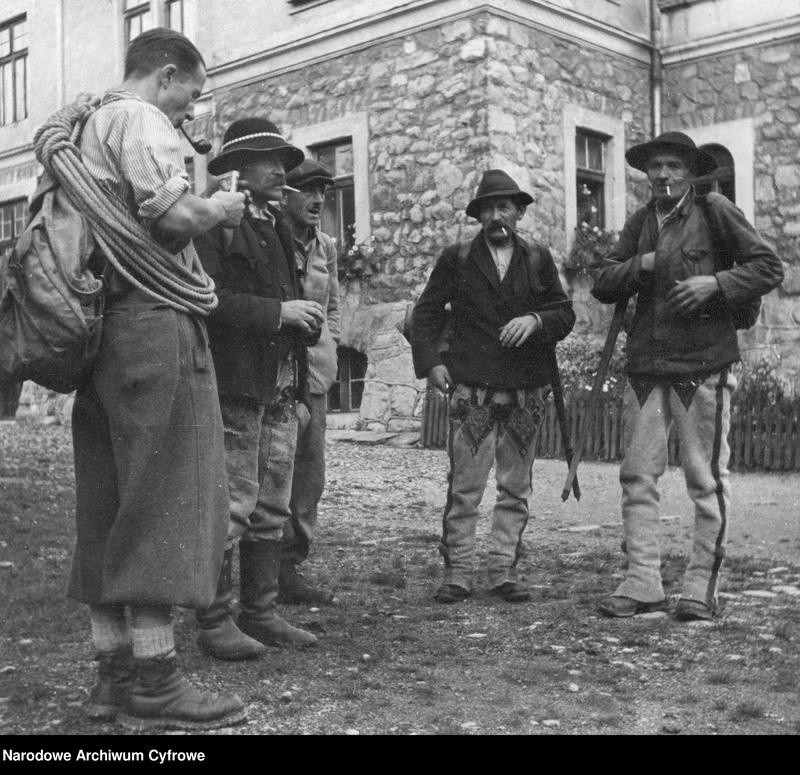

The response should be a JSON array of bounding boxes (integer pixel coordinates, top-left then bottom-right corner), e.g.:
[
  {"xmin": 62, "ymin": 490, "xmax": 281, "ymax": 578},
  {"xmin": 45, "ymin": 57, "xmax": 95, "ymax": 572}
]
[
  {"xmin": 733, "ymin": 350, "xmax": 788, "ymax": 405},
  {"xmin": 556, "ymin": 333, "xmax": 628, "ymax": 398}
]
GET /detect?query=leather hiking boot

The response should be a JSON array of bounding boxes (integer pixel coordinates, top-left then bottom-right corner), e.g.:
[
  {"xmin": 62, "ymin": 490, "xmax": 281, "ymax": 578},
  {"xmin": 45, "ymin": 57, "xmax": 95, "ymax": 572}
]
[
  {"xmin": 116, "ymin": 656, "xmax": 247, "ymax": 732},
  {"xmin": 238, "ymin": 613, "xmax": 318, "ymax": 648},
  {"xmin": 86, "ymin": 648, "xmax": 135, "ymax": 722},
  {"xmin": 239, "ymin": 541, "xmax": 318, "ymax": 648},
  {"xmin": 675, "ymin": 598, "xmax": 715, "ymax": 622},
  {"xmin": 197, "ymin": 616, "xmax": 267, "ymax": 661},
  {"xmin": 489, "ymin": 581, "xmax": 531, "ymax": 603},
  {"xmin": 434, "ymin": 583, "xmax": 472, "ymax": 604},
  {"xmin": 278, "ymin": 563, "xmax": 337, "ymax": 605},
  {"xmin": 196, "ymin": 547, "xmax": 266, "ymax": 661}
]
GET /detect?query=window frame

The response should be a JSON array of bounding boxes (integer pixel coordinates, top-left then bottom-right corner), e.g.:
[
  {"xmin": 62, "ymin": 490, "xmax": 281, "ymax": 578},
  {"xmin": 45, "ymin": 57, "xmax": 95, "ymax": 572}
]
[
  {"xmin": 575, "ymin": 128, "xmax": 608, "ymax": 230},
  {"xmin": 563, "ymin": 105, "xmax": 626, "ymax": 248},
  {"xmin": 312, "ymin": 139, "xmax": 356, "ymax": 257},
  {"xmin": 693, "ymin": 143, "xmax": 736, "ymax": 202},
  {"xmin": 683, "ymin": 119, "xmax": 755, "ymax": 222},
  {"xmin": 166, "ymin": 0, "xmax": 185, "ymax": 33},
  {"xmin": 0, "ymin": 14, "xmax": 28, "ymax": 126},
  {"xmin": 0, "ymin": 196, "xmax": 28, "ymax": 255},
  {"xmin": 290, "ymin": 113, "xmax": 370, "ymax": 248},
  {"xmin": 124, "ymin": 2, "xmax": 154, "ymax": 45},
  {"xmin": 327, "ymin": 346, "xmax": 367, "ymax": 414}
]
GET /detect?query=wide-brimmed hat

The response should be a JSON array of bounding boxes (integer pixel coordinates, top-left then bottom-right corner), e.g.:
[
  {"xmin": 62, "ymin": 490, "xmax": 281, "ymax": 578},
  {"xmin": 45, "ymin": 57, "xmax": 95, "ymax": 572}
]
[
  {"xmin": 465, "ymin": 170, "xmax": 534, "ymax": 219},
  {"xmin": 625, "ymin": 131, "xmax": 718, "ymax": 176},
  {"xmin": 286, "ymin": 159, "xmax": 335, "ymax": 190},
  {"xmin": 208, "ymin": 117, "xmax": 305, "ymax": 176}
]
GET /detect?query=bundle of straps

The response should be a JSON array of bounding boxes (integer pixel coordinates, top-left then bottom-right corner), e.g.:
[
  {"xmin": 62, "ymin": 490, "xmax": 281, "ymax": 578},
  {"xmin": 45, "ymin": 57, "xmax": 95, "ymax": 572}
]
[{"xmin": 33, "ymin": 96, "xmax": 218, "ymax": 316}]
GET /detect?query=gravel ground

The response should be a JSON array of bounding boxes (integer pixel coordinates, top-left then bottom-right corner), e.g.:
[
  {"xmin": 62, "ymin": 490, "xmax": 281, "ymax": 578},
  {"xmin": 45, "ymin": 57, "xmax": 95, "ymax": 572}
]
[{"xmin": 1, "ymin": 425, "xmax": 798, "ymax": 737}]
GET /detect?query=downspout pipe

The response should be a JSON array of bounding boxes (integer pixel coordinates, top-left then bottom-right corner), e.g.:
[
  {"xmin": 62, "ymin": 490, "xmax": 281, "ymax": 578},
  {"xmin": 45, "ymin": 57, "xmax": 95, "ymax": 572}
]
[{"xmin": 650, "ymin": 0, "xmax": 663, "ymax": 138}]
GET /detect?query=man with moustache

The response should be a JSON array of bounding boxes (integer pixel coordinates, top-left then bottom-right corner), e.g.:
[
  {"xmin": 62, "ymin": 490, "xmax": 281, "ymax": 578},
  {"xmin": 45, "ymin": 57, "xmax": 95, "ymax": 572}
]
[
  {"xmin": 279, "ymin": 160, "xmax": 341, "ymax": 605},
  {"xmin": 193, "ymin": 118, "xmax": 324, "ymax": 660},
  {"xmin": 411, "ymin": 170, "xmax": 575, "ymax": 604},
  {"xmin": 592, "ymin": 132, "xmax": 783, "ymax": 621}
]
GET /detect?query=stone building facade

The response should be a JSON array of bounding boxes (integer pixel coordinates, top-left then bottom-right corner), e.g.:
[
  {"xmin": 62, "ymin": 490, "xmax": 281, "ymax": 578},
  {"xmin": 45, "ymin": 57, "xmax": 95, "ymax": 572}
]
[
  {"xmin": 1, "ymin": 0, "xmax": 798, "ymax": 424},
  {"xmin": 194, "ymin": 9, "xmax": 653, "ymax": 430},
  {"xmin": 661, "ymin": 24, "xmax": 800, "ymax": 387}
]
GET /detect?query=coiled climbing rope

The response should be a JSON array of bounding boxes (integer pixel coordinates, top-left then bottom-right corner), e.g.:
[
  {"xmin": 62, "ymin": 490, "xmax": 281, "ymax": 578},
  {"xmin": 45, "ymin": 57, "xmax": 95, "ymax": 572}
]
[{"xmin": 33, "ymin": 97, "xmax": 218, "ymax": 316}]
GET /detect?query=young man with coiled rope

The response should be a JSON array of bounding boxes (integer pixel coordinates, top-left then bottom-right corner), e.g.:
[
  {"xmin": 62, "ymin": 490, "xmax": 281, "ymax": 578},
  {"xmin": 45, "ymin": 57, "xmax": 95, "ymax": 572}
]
[{"xmin": 49, "ymin": 29, "xmax": 248, "ymax": 731}]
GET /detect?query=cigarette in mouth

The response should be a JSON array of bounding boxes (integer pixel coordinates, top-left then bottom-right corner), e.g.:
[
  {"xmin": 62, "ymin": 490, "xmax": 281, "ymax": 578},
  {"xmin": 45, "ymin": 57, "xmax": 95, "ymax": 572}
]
[
  {"xmin": 282, "ymin": 185, "xmax": 300, "ymax": 193},
  {"xmin": 665, "ymin": 185, "xmax": 671, "ymax": 196},
  {"xmin": 500, "ymin": 226, "xmax": 508, "ymax": 237}
]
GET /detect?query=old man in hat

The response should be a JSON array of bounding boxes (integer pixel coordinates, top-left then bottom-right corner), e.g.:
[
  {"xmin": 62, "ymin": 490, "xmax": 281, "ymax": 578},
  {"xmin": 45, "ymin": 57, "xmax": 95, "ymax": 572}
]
[
  {"xmin": 592, "ymin": 131, "xmax": 783, "ymax": 621},
  {"xmin": 278, "ymin": 160, "xmax": 341, "ymax": 605},
  {"xmin": 411, "ymin": 170, "xmax": 575, "ymax": 603},
  {"xmin": 193, "ymin": 118, "xmax": 325, "ymax": 659}
]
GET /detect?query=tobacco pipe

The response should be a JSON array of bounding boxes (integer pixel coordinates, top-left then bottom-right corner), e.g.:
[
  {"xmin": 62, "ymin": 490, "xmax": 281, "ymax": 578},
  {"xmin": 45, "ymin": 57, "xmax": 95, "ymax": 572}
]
[{"xmin": 179, "ymin": 123, "xmax": 212, "ymax": 155}]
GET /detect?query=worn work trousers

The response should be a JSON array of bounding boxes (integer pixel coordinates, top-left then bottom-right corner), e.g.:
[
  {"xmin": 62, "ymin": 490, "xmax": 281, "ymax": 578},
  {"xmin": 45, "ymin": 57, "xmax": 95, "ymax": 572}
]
[
  {"xmin": 613, "ymin": 370, "xmax": 736, "ymax": 608},
  {"xmin": 440, "ymin": 384, "xmax": 547, "ymax": 590},
  {"xmin": 283, "ymin": 392, "xmax": 327, "ymax": 565},
  {"xmin": 222, "ymin": 397, "xmax": 298, "ymax": 546}
]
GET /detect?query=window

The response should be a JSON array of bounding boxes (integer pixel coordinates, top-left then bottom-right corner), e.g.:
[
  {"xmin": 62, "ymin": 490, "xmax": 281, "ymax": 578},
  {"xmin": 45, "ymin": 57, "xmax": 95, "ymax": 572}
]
[
  {"xmin": 0, "ymin": 198, "xmax": 27, "ymax": 255},
  {"xmin": 694, "ymin": 143, "xmax": 735, "ymax": 202},
  {"xmin": 682, "ymin": 119, "xmax": 754, "ymax": 222},
  {"xmin": 124, "ymin": 3, "xmax": 194, "ymax": 53},
  {"xmin": 291, "ymin": 113, "xmax": 370, "ymax": 249},
  {"xmin": 563, "ymin": 106, "xmax": 625, "ymax": 246},
  {"xmin": 328, "ymin": 347, "xmax": 367, "ymax": 413},
  {"xmin": 166, "ymin": 0, "xmax": 185, "ymax": 33},
  {"xmin": 575, "ymin": 129, "xmax": 608, "ymax": 230},
  {"xmin": 0, "ymin": 15, "xmax": 28, "ymax": 126},
  {"xmin": 313, "ymin": 140, "xmax": 356, "ymax": 255},
  {"xmin": 124, "ymin": 1, "xmax": 154, "ymax": 44}
]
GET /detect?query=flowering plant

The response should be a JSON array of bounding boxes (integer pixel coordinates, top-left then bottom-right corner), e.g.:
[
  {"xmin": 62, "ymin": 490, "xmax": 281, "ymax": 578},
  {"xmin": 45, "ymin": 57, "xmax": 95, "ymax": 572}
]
[
  {"xmin": 563, "ymin": 222, "xmax": 617, "ymax": 277},
  {"xmin": 733, "ymin": 351, "xmax": 789, "ymax": 405},
  {"xmin": 339, "ymin": 225, "xmax": 378, "ymax": 281}
]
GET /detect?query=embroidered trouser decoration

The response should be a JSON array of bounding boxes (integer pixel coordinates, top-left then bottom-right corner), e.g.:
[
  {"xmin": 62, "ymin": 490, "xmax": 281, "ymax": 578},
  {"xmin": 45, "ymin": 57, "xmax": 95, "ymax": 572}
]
[
  {"xmin": 440, "ymin": 384, "xmax": 547, "ymax": 590},
  {"xmin": 614, "ymin": 370, "xmax": 735, "ymax": 608}
]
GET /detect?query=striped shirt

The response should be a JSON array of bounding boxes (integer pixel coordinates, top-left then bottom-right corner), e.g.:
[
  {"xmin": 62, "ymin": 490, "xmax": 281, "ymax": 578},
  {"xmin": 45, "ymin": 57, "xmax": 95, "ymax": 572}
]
[{"xmin": 80, "ymin": 89, "xmax": 196, "ymax": 273}]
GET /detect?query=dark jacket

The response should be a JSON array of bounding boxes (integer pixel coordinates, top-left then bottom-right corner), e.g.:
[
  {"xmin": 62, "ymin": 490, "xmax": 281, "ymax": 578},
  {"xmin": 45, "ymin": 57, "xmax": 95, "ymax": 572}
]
[
  {"xmin": 411, "ymin": 233, "xmax": 575, "ymax": 389},
  {"xmin": 592, "ymin": 192, "xmax": 784, "ymax": 379},
  {"xmin": 195, "ymin": 206, "xmax": 316, "ymax": 404}
]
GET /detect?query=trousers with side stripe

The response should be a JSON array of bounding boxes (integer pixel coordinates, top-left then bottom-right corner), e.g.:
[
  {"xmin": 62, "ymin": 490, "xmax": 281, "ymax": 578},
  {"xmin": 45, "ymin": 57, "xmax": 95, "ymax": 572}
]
[{"xmin": 613, "ymin": 369, "xmax": 736, "ymax": 608}]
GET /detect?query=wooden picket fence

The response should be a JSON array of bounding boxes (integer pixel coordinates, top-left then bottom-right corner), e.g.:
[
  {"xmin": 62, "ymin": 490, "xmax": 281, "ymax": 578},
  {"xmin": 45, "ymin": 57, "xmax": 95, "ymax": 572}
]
[{"xmin": 420, "ymin": 388, "xmax": 800, "ymax": 472}]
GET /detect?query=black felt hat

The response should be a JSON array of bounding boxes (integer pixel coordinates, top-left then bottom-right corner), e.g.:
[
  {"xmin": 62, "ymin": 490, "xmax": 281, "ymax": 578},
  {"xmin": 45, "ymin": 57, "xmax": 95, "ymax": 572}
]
[
  {"xmin": 208, "ymin": 117, "xmax": 304, "ymax": 176},
  {"xmin": 625, "ymin": 131, "xmax": 718, "ymax": 176},
  {"xmin": 465, "ymin": 170, "xmax": 533, "ymax": 219},
  {"xmin": 286, "ymin": 159, "xmax": 335, "ymax": 189}
]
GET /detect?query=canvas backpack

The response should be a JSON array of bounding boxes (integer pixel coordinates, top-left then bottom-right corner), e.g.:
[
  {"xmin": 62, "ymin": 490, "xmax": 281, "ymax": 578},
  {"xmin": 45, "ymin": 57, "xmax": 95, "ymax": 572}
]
[
  {"xmin": 0, "ymin": 171, "xmax": 104, "ymax": 394},
  {"xmin": 695, "ymin": 194, "xmax": 761, "ymax": 330}
]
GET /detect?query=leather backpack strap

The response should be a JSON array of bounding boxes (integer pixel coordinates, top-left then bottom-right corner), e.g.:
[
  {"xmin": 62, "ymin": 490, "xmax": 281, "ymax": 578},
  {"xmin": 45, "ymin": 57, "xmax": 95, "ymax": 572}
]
[{"xmin": 696, "ymin": 193, "xmax": 734, "ymax": 271}]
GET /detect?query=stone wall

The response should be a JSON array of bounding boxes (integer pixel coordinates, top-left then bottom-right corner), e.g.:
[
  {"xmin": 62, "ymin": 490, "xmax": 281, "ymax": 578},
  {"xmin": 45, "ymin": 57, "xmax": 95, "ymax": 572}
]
[
  {"xmin": 205, "ymin": 10, "xmax": 652, "ymax": 428},
  {"xmin": 663, "ymin": 38, "xmax": 800, "ymax": 392}
]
